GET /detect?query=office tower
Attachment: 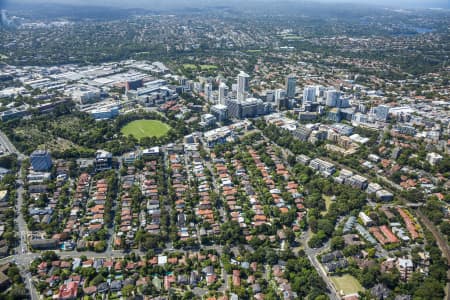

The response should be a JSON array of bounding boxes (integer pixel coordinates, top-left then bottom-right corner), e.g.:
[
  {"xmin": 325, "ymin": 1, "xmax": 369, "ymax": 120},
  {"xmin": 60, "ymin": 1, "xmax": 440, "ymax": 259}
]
[
  {"xmin": 327, "ymin": 108, "xmax": 342, "ymax": 122},
  {"xmin": 125, "ymin": 79, "xmax": 143, "ymax": 91},
  {"xmin": 0, "ymin": 10, "xmax": 7, "ymax": 26},
  {"xmin": 204, "ymin": 83, "xmax": 213, "ymax": 102},
  {"xmin": 275, "ymin": 89, "xmax": 286, "ymax": 102},
  {"xmin": 225, "ymin": 97, "xmax": 268, "ymax": 119},
  {"xmin": 211, "ymin": 104, "xmax": 229, "ymax": 122},
  {"xmin": 179, "ymin": 77, "xmax": 187, "ymax": 87},
  {"xmin": 303, "ymin": 86, "xmax": 316, "ymax": 103},
  {"xmin": 30, "ymin": 150, "xmax": 53, "ymax": 172},
  {"xmin": 338, "ymin": 98, "xmax": 350, "ymax": 108},
  {"xmin": 315, "ymin": 85, "xmax": 325, "ymax": 98},
  {"xmin": 265, "ymin": 90, "xmax": 275, "ymax": 102},
  {"xmin": 358, "ymin": 102, "xmax": 367, "ymax": 113},
  {"xmin": 325, "ymin": 90, "xmax": 340, "ymax": 107},
  {"xmin": 237, "ymin": 71, "xmax": 250, "ymax": 102},
  {"xmin": 375, "ymin": 105, "xmax": 390, "ymax": 121},
  {"xmin": 218, "ymin": 82, "xmax": 228, "ymax": 105},
  {"xmin": 285, "ymin": 74, "xmax": 297, "ymax": 99},
  {"xmin": 275, "ymin": 89, "xmax": 287, "ymax": 110}
]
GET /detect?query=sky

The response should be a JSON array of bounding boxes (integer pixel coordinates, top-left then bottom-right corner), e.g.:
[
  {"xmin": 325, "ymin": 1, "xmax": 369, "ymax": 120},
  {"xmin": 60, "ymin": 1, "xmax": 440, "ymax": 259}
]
[{"xmin": 2, "ymin": 0, "xmax": 449, "ymax": 9}]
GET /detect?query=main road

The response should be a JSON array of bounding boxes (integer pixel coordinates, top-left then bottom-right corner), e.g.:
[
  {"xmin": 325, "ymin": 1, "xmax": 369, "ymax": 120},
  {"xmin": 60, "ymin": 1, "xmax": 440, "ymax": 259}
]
[
  {"xmin": 0, "ymin": 130, "xmax": 39, "ymax": 299},
  {"xmin": 297, "ymin": 230, "xmax": 340, "ymax": 300},
  {"xmin": 0, "ymin": 130, "xmax": 26, "ymax": 160}
]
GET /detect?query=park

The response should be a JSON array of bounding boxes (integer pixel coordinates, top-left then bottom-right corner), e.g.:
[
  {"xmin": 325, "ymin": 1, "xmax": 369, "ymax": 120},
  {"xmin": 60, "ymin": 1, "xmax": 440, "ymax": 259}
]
[{"xmin": 121, "ymin": 119, "xmax": 171, "ymax": 139}]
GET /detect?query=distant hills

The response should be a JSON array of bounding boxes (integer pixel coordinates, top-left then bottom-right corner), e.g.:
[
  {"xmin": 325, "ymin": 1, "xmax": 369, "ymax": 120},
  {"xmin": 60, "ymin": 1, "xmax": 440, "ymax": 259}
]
[{"xmin": 2, "ymin": 0, "xmax": 448, "ymax": 21}]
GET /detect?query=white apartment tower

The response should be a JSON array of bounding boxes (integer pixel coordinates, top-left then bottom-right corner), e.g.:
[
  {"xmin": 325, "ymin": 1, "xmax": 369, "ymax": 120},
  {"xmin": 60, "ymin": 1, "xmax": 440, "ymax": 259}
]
[
  {"xmin": 237, "ymin": 71, "xmax": 250, "ymax": 102},
  {"xmin": 303, "ymin": 86, "xmax": 316, "ymax": 103},
  {"xmin": 218, "ymin": 82, "xmax": 228, "ymax": 105}
]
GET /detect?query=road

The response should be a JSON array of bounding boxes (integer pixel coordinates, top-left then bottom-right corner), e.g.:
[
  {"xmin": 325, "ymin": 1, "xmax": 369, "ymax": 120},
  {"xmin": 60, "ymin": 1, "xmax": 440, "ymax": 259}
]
[
  {"xmin": 0, "ymin": 130, "xmax": 26, "ymax": 160},
  {"xmin": 4, "ymin": 126, "xmax": 444, "ymax": 300},
  {"xmin": 15, "ymin": 181, "xmax": 27, "ymax": 256},
  {"xmin": 261, "ymin": 127, "xmax": 450, "ymax": 299},
  {"xmin": 0, "ymin": 129, "xmax": 28, "ymax": 256},
  {"xmin": 298, "ymin": 230, "xmax": 340, "ymax": 300},
  {"xmin": 0, "ymin": 130, "xmax": 39, "ymax": 299},
  {"xmin": 202, "ymin": 145, "xmax": 228, "ymax": 223}
]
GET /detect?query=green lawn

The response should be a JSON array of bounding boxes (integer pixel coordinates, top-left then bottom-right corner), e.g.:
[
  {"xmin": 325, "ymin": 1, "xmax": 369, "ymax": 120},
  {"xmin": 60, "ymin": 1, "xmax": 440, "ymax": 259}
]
[
  {"xmin": 182, "ymin": 64, "xmax": 218, "ymax": 71},
  {"xmin": 182, "ymin": 64, "xmax": 197, "ymax": 70},
  {"xmin": 121, "ymin": 120, "xmax": 171, "ymax": 139},
  {"xmin": 321, "ymin": 195, "xmax": 333, "ymax": 216},
  {"xmin": 281, "ymin": 35, "xmax": 302, "ymax": 40},
  {"xmin": 246, "ymin": 49, "xmax": 263, "ymax": 53},
  {"xmin": 331, "ymin": 274, "xmax": 364, "ymax": 295},
  {"xmin": 200, "ymin": 64, "xmax": 218, "ymax": 71}
]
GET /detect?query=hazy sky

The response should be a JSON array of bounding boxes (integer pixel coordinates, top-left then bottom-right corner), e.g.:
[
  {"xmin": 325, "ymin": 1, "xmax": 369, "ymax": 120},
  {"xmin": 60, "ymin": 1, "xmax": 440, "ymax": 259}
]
[{"xmin": 3, "ymin": 0, "xmax": 449, "ymax": 9}]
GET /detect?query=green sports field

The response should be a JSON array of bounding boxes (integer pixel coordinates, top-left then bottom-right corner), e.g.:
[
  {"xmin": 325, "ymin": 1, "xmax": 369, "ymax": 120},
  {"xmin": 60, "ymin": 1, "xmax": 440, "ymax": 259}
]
[
  {"xmin": 331, "ymin": 274, "xmax": 364, "ymax": 295},
  {"xmin": 121, "ymin": 120, "xmax": 171, "ymax": 139},
  {"xmin": 200, "ymin": 64, "xmax": 218, "ymax": 71}
]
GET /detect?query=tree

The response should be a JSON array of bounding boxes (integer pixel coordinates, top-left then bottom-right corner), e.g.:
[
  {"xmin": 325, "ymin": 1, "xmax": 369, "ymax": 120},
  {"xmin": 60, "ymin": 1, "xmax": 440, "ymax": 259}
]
[
  {"xmin": 265, "ymin": 248, "xmax": 278, "ymax": 265},
  {"xmin": 7, "ymin": 265, "xmax": 22, "ymax": 284},
  {"xmin": 360, "ymin": 266, "xmax": 380, "ymax": 288},
  {"xmin": 122, "ymin": 284, "xmax": 135, "ymax": 297},
  {"xmin": 41, "ymin": 251, "xmax": 58, "ymax": 262},
  {"xmin": 317, "ymin": 219, "xmax": 334, "ymax": 236},
  {"xmin": 423, "ymin": 199, "xmax": 444, "ymax": 224},
  {"xmin": 182, "ymin": 291, "xmax": 195, "ymax": 299},
  {"xmin": 94, "ymin": 241, "xmax": 107, "ymax": 252},
  {"xmin": 3, "ymin": 231, "xmax": 16, "ymax": 247},
  {"xmin": 380, "ymin": 269, "xmax": 400, "ymax": 289},
  {"xmin": 308, "ymin": 216, "xmax": 318, "ymax": 233},
  {"xmin": 8, "ymin": 284, "xmax": 28, "ymax": 299},
  {"xmin": 440, "ymin": 222, "xmax": 450, "ymax": 238},
  {"xmin": 79, "ymin": 267, "xmax": 96, "ymax": 279},
  {"xmin": 141, "ymin": 284, "xmax": 153, "ymax": 295},
  {"xmin": 330, "ymin": 236, "xmax": 344, "ymax": 250},
  {"xmin": 414, "ymin": 278, "xmax": 444, "ymax": 299},
  {"xmin": 308, "ymin": 232, "xmax": 326, "ymax": 248},
  {"xmin": 90, "ymin": 274, "xmax": 105, "ymax": 286}
]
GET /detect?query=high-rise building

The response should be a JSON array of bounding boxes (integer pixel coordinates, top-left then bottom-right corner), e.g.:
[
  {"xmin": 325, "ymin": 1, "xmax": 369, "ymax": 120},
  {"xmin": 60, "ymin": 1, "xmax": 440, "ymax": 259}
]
[
  {"xmin": 237, "ymin": 71, "xmax": 250, "ymax": 102},
  {"xmin": 218, "ymin": 82, "xmax": 228, "ymax": 105},
  {"xmin": 325, "ymin": 90, "xmax": 340, "ymax": 107},
  {"xmin": 204, "ymin": 83, "xmax": 213, "ymax": 102},
  {"xmin": 125, "ymin": 79, "xmax": 143, "ymax": 91},
  {"xmin": 275, "ymin": 89, "xmax": 287, "ymax": 110},
  {"xmin": 1, "ymin": 10, "xmax": 8, "ymax": 26},
  {"xmin": 265, "ymin": 90, "xmax": 275, "ymax": 102},
  {"xmin": 358, "ymin": 102, "xmax": 367, "ymax": 113},
  {"xmin": 315, "ymin": 85, "xmax": 326, "ymax": 98},
  {"xmin": 275, "ymin": 89, "xmax": 286, "ymax": 103},
  {"xmin": 179, "ymin": 77, "xmax": 187, "ymax": 87},
  {"xmin": 375, "ymin": 105, "xmax": 390, "ymax": 121},
  {"xmin": 94, "ymin": 150, "xmax": 113, "ymax": 172},
  {"xmin": 303, "ymin": 86, "xmax": 316, "ymax": 103},
  {"xmin": 211, "ymin": 104, "xmax": 229, "ymax": 122},
  {"xmin": 225, "ymin": 98, "xmax": 268, "ymax": 119},
  {"xmin": 327, "ymin": 108, "xmax": 342, "ymax": 122},
  {"xmin": 30, "ymin": 150, "xmax": 53, "ymax": 172},
  {"xmin": 285, "ymin": 75, "xmax": 297, "ymax": 99}
]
